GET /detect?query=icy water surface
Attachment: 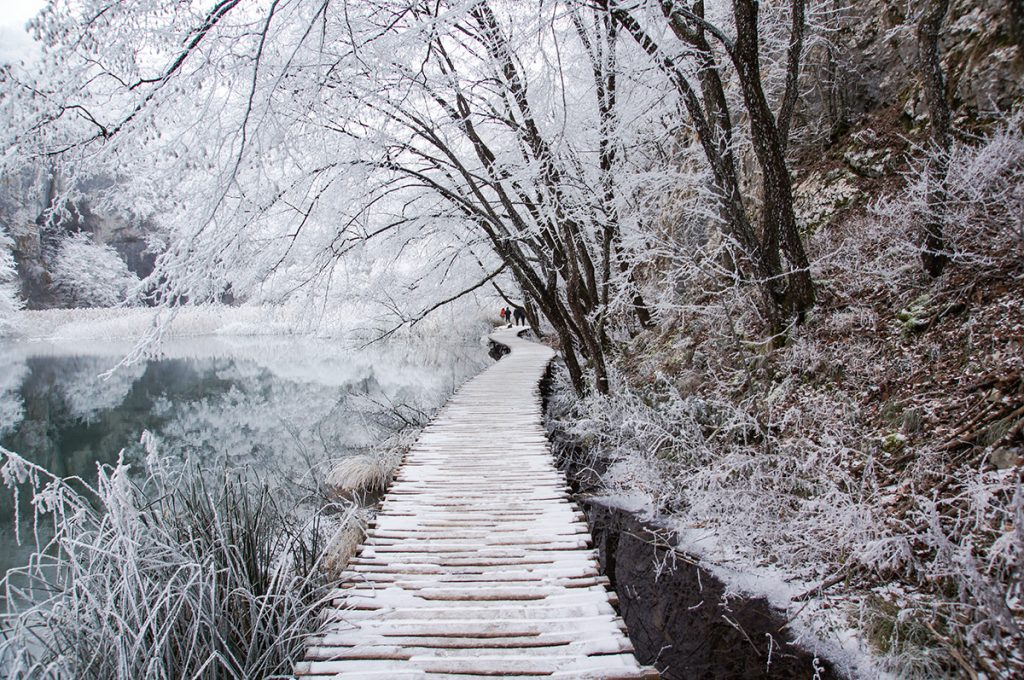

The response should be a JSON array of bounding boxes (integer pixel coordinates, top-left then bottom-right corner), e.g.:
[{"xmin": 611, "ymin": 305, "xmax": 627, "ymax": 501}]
[{"xmin": 0, "ymin": 335, "xmax": 488, "ymax": 576}]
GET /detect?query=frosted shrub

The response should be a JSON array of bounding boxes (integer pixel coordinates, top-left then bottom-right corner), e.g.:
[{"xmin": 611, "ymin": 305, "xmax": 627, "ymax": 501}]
[
  {"xmin": 827, "ymin": 307, "xmax": 877, "ymax": 336},
  {"xmin": 549, "ymin": 365, "xmax": 879, "ymax": 570},
  {"xmin": 549, "ymin": 360, "xmax": 888, "ymax": 572},
  {"xmin": 905, "ymin": 472, "xmax": 1023, "ymax": 674},
  {"xmin": 52, "ymin": 232, "xmax": 141, "ymax": 308},
  {"xmin": 0, "ymin": 447, "xmax": 339, "ymax": 680},
  {"xmin": 0, "ymin": 227, "xmax": 23, "ymax": 336},
  {"xmin": 874, "ymin": 112, "xmax": 1024, "ymax": 269},
  {"xmin": 549, "ymin": 323, "xmax": 1021, "ymax": 674}
]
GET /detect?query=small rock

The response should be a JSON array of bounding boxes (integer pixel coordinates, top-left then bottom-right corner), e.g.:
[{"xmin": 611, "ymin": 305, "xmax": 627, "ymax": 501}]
[
  {"xmin": 691, "ymin": 350, "xmax": 708, "ymax": 370},
  {"xmin": 896, "ymin": 294, "xmax": 933, "ymax": 333},
  {"xmin": 843, "ymin": 148, "xmax": 892, "ymax": 178},
  {"xmin": 990, "ymin": 447, "xmax": 1022, "ymax": 470}
]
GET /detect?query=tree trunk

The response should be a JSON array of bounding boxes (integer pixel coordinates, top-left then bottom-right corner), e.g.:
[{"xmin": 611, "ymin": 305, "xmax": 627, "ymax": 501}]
[
  {"xmin": 617, "ymin": 1, "xmax": 812, "ymax": 333},
  {"xmin": 575, "ymin": 3, "xmax": 653, "ymax": 337},
  {"xmin": 732, "ymin": 0, "xmax": 815, "ymax": 321},
  {"xmin": 916, "ymin": 0, "xmax": 952, "ymax": 277}
]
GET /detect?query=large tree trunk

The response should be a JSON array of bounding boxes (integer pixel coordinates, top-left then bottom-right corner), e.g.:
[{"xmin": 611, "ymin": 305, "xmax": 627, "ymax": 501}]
[
  {"xmin": 731, "ymin": 0, "xmax": 814, "ymax": 322},
  {"xmin": 916, "ymin": 0, "xmax": 952, "ymax": 277},
  {"xmin": 469, "ymin": 1, "xmax": 614, "ymax": 393},
  {"xmin": 612, "ymin": 2, "xmax": 786, "ymax": 333}
]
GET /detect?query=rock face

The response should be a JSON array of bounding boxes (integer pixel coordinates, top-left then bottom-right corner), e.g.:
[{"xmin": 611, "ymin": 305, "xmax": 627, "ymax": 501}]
[
  {"xmin": 791, "ymin": 0, "xmax": 1022, "ymax": 238},
  {"xmin": 850, "ymin": 0, "xmax": 1021, "ymax": 118},
  {"xmin": 72, "ymin": 201, "xmax": 157, "ymax": 282},
  {"xmin": 0, "ymin": 168, "xmax": 157, "ymax": 309},
  {"xmin": 799, "ymin": 0, "xmax": 1021, "ymax": 146}
]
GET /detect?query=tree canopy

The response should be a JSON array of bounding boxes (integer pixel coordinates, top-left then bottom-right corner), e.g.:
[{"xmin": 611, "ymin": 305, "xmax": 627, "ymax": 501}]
[{"xmin": 2, "ymin": 0, "xmax": 818, "ymax": 393}]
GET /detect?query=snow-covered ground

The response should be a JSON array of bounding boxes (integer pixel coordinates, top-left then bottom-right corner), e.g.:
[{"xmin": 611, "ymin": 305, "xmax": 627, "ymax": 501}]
[{"xmin": 6, "ymin": 301, "xmax": 495, "ymax": 350}]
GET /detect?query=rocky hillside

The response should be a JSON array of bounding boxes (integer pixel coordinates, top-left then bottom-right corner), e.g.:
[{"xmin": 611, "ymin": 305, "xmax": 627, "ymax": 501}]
[{"xmin": 793, "ymin": 0, "xmax": 1022, "ymax": 233}]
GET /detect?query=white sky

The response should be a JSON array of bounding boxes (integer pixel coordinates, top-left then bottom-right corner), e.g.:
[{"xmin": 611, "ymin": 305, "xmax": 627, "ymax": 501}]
[{"xmin": 0, "ymin": 0, "xmax": 46, "ymax": 63}]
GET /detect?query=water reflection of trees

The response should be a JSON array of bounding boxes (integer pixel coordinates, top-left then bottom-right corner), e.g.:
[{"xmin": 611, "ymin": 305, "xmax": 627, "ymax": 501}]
[
  {"xmin": 0, "ymin": 342, "xmax": 486, "ymax": 517},
  {"xmin": 0, "ymin": 357, "xmax": 27, "ymax": 438},
  {"xmin": 0, "ymin": 341, "xmax": 486, "ymax": 577}
]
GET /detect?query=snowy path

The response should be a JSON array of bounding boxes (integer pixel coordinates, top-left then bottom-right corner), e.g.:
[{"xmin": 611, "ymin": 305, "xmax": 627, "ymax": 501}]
[{"xmin": 294, "ymin": 327, "xmax": 658, "ymax": 679}]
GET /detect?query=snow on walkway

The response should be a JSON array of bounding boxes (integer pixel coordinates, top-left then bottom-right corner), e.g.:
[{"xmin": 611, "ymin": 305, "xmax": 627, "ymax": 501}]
[{"xmin": 294, "ymin": 327, "xmax": 658, "ymax": 679}]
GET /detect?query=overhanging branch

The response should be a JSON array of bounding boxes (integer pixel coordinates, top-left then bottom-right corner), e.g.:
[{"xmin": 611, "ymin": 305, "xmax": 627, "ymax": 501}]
[{"xmin": 361, "ymin": 263, "xmax": 507, "ymax": 346}]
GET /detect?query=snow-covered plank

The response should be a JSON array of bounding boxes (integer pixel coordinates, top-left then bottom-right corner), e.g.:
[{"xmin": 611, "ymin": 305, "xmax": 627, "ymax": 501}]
[
  {"xmin": 295, "ymin": 328, "xmax": 657, "ymax": 679},
  {"xmin": 340, "ymin": 561, "xmax": 602, "ymax": 577},
  {"xmin": 319, "ymin": 610, "xmax": 622, "ymax": 630},
  {"xmin": 307, "ymin": 630, "xmax": 627, "ymax": 649},
  {"xmin": 297, "ymin": 652, "xmax": 651, "ymax": 675},
  {"xmin": 323, "ymin": 603, "xmax": 622, "ymax": 622}
]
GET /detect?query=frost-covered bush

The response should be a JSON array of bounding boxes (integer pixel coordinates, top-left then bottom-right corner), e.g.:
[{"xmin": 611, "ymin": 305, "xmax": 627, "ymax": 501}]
[
  {"xmin": 0, "ymin": 226, "xmax": 24, "ymax": 336},
  {"xmin": 548, "ymin": 365, "xmax": 881, "ymax": 571},
  {"xmin": 0, "ymin": 445, "xmax": 340, "ymax": 680},
  {"xmin": 52, "ymin": 232, "xmax": 140, "ymax": 308},
  {"xmin": 549, "ymin": 332, "xmax": 1023, "ymax": 676},
  {"xmin": 874, "ymin": 112, "xmax": 1024, "ymax": 269}
]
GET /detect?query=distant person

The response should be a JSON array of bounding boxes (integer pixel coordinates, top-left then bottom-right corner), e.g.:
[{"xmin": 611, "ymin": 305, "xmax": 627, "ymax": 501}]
[
  {"xmin": 513, "ymin": 307, "xmax": 525, "ymax": 326},
  {"xmin": 499, "ymin": 307, "xmax": 507, "ymax": 325}
]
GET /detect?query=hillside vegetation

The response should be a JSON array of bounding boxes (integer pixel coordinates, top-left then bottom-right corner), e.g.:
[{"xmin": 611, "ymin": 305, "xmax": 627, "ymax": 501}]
[{"xmin": 548, "ymin": 2, "xmax": 1023, "ymax": 676}]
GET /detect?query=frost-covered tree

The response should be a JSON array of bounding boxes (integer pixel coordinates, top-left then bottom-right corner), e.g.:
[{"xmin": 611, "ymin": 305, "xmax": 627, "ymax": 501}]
[
  {"xmin": 0, "ymin": 0, "xmax": 830, "ymax": 389},
  {"xmin": 915, "ymin": 0, "xmax": 952, "ymax": 277},
  {"xmin": 0, "ymin": 0, "xmax": 665, "ymax": 392},
  {"xmin": 0, "ymin": 226, "xmax": 24, "ymax": 336},
  {"xmin": 608, "ymin": 0, "xmax": 816, "ymax": 334},
  {"xmin": 52, "ymin": 232, "xmax": 139, "ymax": 307}
]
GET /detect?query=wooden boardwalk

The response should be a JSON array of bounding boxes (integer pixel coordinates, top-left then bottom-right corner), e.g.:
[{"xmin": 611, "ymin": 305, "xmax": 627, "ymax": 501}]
[{"xmin": 294, "ymin": 327, "xmax": 657, "ymax": 679}]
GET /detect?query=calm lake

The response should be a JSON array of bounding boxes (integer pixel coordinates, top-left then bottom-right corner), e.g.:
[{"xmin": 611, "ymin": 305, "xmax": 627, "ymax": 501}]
[{"xmin": 0, "ymin": 335, "xmax": 488, "ymax": 576}]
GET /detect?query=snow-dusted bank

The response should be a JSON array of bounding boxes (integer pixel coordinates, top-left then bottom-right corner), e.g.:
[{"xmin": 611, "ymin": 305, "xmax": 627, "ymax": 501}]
[
  {"xmin": 295, "ymin": 327, "xmax": 658, "ymax": 678},
  {"xmin": 8, "ymin": 303, "xmax": 491, "ymax": 344}
]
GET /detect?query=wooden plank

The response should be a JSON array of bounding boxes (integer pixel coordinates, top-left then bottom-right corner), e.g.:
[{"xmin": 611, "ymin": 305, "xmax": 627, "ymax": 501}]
[
  {"xmin": 307, "ymin": 632, "xmax": 625, "ymax": 650},
  {"xmin": 334, "ymin": 575, "xmax": 609, "ymax": 590},
  {"xmin": 334, "ymin": 607, "xmax": 623, "ymax": 622},
  {"xmin": 297, "ymin": 652, "xmax": 650, "ymax": 675}
]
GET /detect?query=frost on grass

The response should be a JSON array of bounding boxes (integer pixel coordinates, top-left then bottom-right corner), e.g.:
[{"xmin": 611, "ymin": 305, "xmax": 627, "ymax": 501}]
[
  {"xmin": 0, "ymin": 444, "xmax": 345, "ymax": 680},
  {"xmin": 0, "ymin": 325, "xmax": 484, "ymax": 678},
  {"xmin": 326, "ymin": 431, "xmax": 414, "ymax": 500}
]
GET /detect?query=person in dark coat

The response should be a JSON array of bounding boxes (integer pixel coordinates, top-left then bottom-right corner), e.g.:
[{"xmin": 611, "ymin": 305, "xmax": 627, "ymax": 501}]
[{"xmin": 513, "ymin": 307, "xmax": 525, "ymax": 326}]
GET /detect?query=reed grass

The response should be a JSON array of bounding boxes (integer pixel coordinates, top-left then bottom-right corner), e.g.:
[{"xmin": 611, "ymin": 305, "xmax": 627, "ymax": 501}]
[{"xmin": 0, "ymin": 447, "xmax": 343, "ymax": 679}]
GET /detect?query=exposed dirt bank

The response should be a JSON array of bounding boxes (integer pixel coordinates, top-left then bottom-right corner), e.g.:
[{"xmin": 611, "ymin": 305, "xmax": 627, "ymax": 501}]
[{"xmin": 583, "ymin": 498, "xmax": 838, "ymax": 679}]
